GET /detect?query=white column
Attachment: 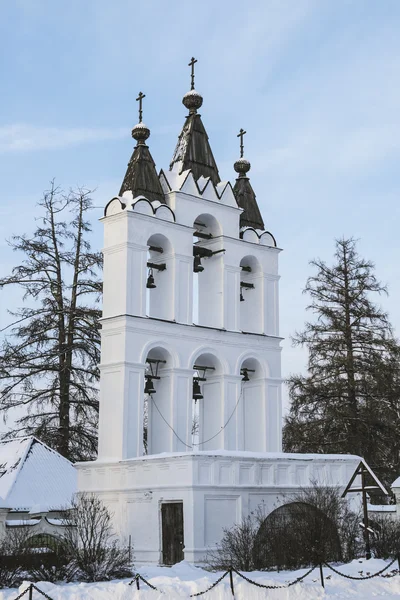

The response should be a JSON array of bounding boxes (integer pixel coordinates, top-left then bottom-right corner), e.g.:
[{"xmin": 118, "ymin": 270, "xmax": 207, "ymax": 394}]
[
  {"xmin": 242, "ymin": 378, "xmax": 267, "ymax": 452},
  {"xmin": 98, "ymin": 362, "xmax": 146, "ymax": 460},
  {"xmin": 266, "ymin": 380, "xmax": 282, "ymax": 452},
  {"xmin": 198, "ymin": 373, "xmax": 224, "ymax": 451},
  {"xmin": 148, "ymin": 369, "xmax": 174, "ymax": 454},
  {"xmin": 223, "ymin": 266, "xmax": 241, "ymax": 331},
  {"xmin": 222, "ymin": 375, "xmax": 242, "ymax": 450},
  {"xmin": 171, "ymin": 368, "xmax": 193, "ymax": 452},
  {"xmin": 263, "ymin": 275, "xmax": 280, "ymax": 336},
  {"xmin": 198, "ymin": 253, "xmax": 224, "ymax": 329},
  {"xmin": 175, "ymin": 255, "xmax": 193, "ymax": 324}
]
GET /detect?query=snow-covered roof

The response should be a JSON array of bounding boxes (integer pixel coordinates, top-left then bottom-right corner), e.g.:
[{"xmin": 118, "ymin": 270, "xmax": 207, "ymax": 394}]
[
  {"xmin": 0, "ymin": 437, "xmax": 76, "ymax": 511},
  {"xmin": 367, "ymin": 503, "xmax": 396, "ymax": 513}
]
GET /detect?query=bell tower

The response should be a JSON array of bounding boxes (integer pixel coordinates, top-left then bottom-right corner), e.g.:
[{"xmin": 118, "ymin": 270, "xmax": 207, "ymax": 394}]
[
  {"xmin": 77, "ymin": 60, "xmax": 375, "ymax": 566},
  {"xmin": 97, "ymin": 61, "xmax": 282, "ymax": 462}
]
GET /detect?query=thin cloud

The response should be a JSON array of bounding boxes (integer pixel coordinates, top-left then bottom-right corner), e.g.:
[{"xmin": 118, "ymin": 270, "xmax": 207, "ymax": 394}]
[{"xmin": 0, "ymin": 125, "xmax": 126, "ymax": 153}]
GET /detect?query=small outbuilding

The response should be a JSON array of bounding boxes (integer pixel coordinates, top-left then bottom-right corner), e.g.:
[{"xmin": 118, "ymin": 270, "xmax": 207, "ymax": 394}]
[{"xmin": 0, "ymin": 436, "xmax": 77, "ymax": 543}]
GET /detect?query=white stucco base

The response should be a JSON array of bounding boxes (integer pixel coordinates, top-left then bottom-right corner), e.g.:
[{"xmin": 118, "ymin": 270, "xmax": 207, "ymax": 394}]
[{"xmin": 77, "ymin": 450, "xmax": 363, "ymax": 564}]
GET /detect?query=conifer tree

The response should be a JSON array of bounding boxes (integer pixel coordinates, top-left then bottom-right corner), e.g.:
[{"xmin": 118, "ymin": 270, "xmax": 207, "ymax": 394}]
[
  {"xmin": 0, "ymin": 182, "xmax": 102, "ymax": 461},
  {"xmin": 284, "ymin": 238, "xmax": 400, "ymax": 487}
]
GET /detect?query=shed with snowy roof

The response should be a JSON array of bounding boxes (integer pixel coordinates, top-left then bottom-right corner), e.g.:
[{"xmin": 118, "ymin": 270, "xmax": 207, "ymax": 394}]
[{"xmin": 0, "ymin": 436, "xmax": 77, "ymax": 541}]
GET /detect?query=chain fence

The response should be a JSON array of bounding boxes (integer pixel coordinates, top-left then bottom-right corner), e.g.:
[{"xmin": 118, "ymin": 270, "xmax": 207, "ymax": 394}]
[{"xmin": 7, "ymin": 556, "xmax": 400, "ymax": 600}]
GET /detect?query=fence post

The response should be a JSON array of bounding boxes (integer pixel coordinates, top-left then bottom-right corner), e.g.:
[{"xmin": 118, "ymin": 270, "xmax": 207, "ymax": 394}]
[
  {"xmin": 229, "ymin": 568, "xmax": 235, "ymax": 597},
  {"xmin": 319, "ymin": 564, "xmax": 325, "ymax": 588},
  {"xmin": 135, "ymin": 575, "xmax": 140, "ymax": 590},
  {"xmin": 28, "ymin": 585, "xmax": 33, "ymax": 600}
]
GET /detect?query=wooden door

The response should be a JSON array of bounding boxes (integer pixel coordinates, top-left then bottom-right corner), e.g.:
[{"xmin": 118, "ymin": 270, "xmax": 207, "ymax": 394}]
[{"xmin": 161, "ymin": 502, "xmax": 184, "ymax": 564}]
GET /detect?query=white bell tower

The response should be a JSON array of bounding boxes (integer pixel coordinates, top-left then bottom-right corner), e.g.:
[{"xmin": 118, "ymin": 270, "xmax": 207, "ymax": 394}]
[
  {"xmin": 97, "ymin": 81, "xmax": 282, "ymax": 462},
  {"xmin": 76, "ymin": 62, "xmax": 367, "ymax": 567}
]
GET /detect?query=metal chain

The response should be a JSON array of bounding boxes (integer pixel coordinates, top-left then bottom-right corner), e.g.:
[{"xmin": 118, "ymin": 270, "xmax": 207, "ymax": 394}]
[
  {"xmin": 232, "ymin": 564, "xmax": 316, "ymax": 589},
  {"xmin": 189, "ymin": 570, "xmax": 230, "ymax": 597},
  {"xmin": 11, "ymin": 586, "xmax": 31, "ymax": 600},
  {"xmin": 323, "ymin": 557, "xmax": 397, "ymax": 581},
  {"xmin": 129, "ymin": 573, "xmax": 159, "ymax": 591}
]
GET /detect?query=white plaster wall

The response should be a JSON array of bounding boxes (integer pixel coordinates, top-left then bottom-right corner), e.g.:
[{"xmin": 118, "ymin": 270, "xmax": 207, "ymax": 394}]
[{"xmin": 77, "ymin": 452, "xmax": 363, "ymax": 564}]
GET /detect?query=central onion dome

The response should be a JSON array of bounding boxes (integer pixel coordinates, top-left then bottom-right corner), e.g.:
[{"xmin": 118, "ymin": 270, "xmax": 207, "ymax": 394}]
[
  {"xmin": 234, "ymin": 157, "xmax": 251, "ymax": 177},
  {"xmin": 183, "ymin": 89, "xmax": 203, "ymax": 113},
  {"xmin": 132, "ymin": 122, "xmax": 150, "ymax": 144}
]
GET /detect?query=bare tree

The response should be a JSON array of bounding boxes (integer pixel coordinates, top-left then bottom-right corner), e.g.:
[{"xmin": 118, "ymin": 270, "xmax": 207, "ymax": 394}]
[
  {"xmin": 0, "ymin": 527, "xmax": 31, "ymax": 588},
  {"xmin": 62, "ymin": 494, "xmax": 132, "ymax": 582},
  {"xmin": 0, "ymin": 181, "xmax": 102, "ymax": 460}
]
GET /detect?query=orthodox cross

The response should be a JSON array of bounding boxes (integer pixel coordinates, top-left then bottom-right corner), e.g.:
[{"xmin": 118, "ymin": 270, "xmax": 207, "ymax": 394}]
[
  {"xmin": 237, "ymin": 128, "xmax": 246, "ymax": 158},
  {"xmin": 188, "ymin": 57, "xmax": 197, "ymax": 90},
  {"xmin": 136, "ymin": 91, "xmax": 145, "ymax": 123}
]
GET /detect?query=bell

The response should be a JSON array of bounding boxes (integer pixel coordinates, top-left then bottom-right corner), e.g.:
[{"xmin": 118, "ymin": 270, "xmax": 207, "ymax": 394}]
[
  {"xmin": 146, "ymin": 268, "xmax": 156, "ymax": 289},
  {"xmin": 193, "ymin": 255, "xmax": 204, "ymax": 273},
  {"xmin": 192, "ymin": 379, "xmax": 203, "ymax": 402},
  {"xmin": 242, "ymin": 369, "xmax": 250, "ymax": 382},
  {"xmin": 144, "ymin": 377, "xmax": 156, "ymax": 395},
  {"xmin": 240, "ymin": 292, "xmax": 245, "ymax": 302}
]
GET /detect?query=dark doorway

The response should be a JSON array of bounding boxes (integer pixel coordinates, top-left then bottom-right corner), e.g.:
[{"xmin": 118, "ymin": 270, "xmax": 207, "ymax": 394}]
[{"xmin": 161, "ymin": 502, "xmax": 184, "ymax": 564}]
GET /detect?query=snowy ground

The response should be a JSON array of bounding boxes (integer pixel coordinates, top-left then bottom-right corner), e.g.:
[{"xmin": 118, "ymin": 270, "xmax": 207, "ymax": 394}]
[{"xmin": 1, "ymin": 558, "xmax": 400, "ymax": 600}]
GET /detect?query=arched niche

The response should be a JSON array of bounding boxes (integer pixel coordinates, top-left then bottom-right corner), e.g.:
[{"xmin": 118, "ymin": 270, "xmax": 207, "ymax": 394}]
[
  {"xmin": 146, "ymin": 233, "xmax": 174, "ymax": 321},
  {"xmin": 240, "ymin": 255, "xmax": 263, "ymax": 333},
  {"xmin": 193, "ymin": 214, "xmax": 224, "ymax": 328},
  {"xmin": 253, "ymin": 502, "xmax": 342, "ymax": 570},
  {"xmin": 239, "ymin": 356, "xmax": 266, "ymax": 451},
  {"xmin": 191, "ymin": 351, "xmax": 224, "ymax": 451},
  {"xmin": 144, "ymin": 346, "xmax": 174, "ymax": 455}
]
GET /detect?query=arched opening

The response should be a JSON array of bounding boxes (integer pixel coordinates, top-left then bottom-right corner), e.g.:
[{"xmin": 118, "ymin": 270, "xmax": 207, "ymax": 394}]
[
  {"xmin": 193, "ymin": 214, "xmax": 224, "ymax": 328},
  {"xmin": 240, "ymin": 357, "xmax": 265, "ymax": 451},
  {"xmin": 253, "ymin": 502, "xmax": 342, "ymax": 570},
  {"xmin": 191, "ymin": 352, "xmax": 224, "ymax": 450},
  {"xmin": 146, "ymin": 234, "xmax": 174, "ymax": 321},
  {"xmin": 143, "ymin": 346, "xmax": 173, "ymax": 455},
  {"xmin": 239, "ymin": 255, "xmax": 262, "ymax": 333}
]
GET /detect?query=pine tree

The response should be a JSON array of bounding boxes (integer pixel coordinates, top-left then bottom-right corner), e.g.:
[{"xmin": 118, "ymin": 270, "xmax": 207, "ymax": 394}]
[
  {"xmin": 0, "ymin": 182, "xmax": 102, "ymax": 461},
  {"xmin": 284, "ymin": 238, "xmax": 400, "ymax": 487}
]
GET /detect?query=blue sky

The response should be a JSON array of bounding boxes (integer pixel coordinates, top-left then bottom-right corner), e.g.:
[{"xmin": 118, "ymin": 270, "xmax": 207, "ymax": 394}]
[{"xmin": 1, "ymin": 0, "xmax": 400, "ymax": 412}]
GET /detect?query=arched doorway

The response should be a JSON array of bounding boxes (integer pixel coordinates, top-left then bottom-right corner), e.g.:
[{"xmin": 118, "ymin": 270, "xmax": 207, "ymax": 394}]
[{"xmin": 253, "ymin": 502, "xmax": 342, "ymax": 570}]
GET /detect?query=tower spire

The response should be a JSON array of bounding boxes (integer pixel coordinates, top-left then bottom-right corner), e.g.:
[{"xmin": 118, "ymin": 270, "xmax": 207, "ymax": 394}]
[
  {"xmin": 119, "ymin": 91, "xmax": 165, "ymax": 203},
  {"xmin": 233, "ymin": 128, "xmax": 265, "ymax": 230},
  {"xmin": 169, "ymin": 58, "xmax": 221, "ymax": 185}
]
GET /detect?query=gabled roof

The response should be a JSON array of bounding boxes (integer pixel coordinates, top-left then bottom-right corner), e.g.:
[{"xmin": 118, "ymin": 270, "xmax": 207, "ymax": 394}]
[
  {"xmin": 170, "ymin": 112, "xmax": 221, "ymax": 187},
  {"xmin": 233, "ymin": 175, "xmax": 265, "ymax": 230},
  {"xmin": 0, "ymin": 437, "xmax": 76, "ymax": 511},
  {"xmin": 119, "ymin": 143, "xmax": 165, "ymax": 204}
]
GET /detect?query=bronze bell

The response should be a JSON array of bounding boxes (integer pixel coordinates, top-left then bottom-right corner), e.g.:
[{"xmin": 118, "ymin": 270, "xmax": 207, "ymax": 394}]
[
  {"xmin": 193, "ymin": 255, "xmax": 204, "ymax": 273},
  {"xmin": 192, "ymin": 379, "xmax": 203, "ymax": 402},
  {"xmin": 146, "ymin": 268, "xmax": 156, "ymax": 289},
  {"xmin": 241, "ymin": 369, "xmax": 250, "ymax": 382},
  {"xmin": 144, "ymin": 376, "xmax": 156, "ymax": 395}
]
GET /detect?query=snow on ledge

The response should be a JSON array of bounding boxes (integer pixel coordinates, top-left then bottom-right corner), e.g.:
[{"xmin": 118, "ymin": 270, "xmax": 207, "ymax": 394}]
[{"xmin": 78, "ymin": 449, "xmax": 363, "ymax": 467}]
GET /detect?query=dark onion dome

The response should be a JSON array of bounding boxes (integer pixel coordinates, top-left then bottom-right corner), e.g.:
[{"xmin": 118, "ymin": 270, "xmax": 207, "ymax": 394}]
[
  {"xmin": 233, "ymin": 157, "xmax": 265, "ymax": 231},
  {"xmin": 119, "ymin": 121, "xmax": 165, "ymax": 203},
  {"xmin": 182, "ymin": 89, "xmax": 203, "ymax": 113},
  {"xmin": 234, "ymin": 157, "xmax": 251, "ymax": 176},
  {"xmin": 132, "ymin": 122, "xmax": 150, "ymax": 143}
]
